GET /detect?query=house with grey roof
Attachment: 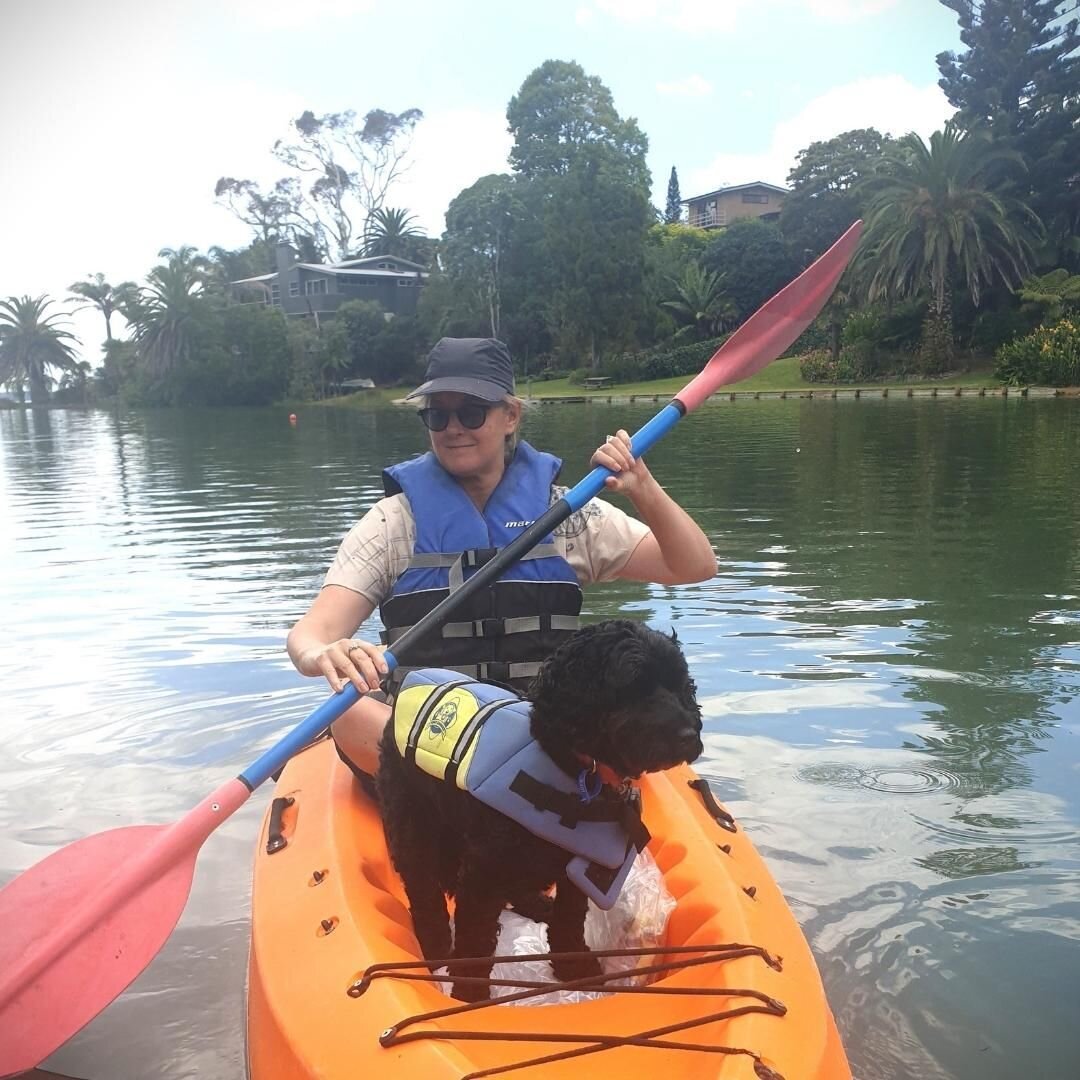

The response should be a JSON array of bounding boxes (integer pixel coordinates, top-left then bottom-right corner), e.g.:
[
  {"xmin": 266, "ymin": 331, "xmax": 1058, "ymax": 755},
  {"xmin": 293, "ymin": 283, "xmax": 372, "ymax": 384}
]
[{"xmin": 231, "ymin": 241, "xmax": 427, "ymax": 319}]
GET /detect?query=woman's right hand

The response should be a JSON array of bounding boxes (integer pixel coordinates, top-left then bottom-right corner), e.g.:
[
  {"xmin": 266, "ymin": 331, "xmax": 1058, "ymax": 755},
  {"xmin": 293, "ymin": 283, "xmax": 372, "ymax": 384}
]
[{"xmin": 299, "ymin": 638, "xmax": 389, "ymax": 695}]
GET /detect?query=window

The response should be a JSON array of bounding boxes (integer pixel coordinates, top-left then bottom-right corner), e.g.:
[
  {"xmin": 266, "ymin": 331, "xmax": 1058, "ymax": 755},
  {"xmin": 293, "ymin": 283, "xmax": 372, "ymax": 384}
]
[
  {"xmin": 289, "ymin": 281, "xmax": 300, "ymax": 297},
  {"xmin": 741, "ymin": 192, "xmax": 769, "ymax": 204},
  {"xmin": 397, "ymin": 279, "xmax": 411, "ymax": 287},
  {"xmin": 305, "ymin": 278, "xmax": 328, "ymax": 295},
  {"xmin": 270, "ymin": 283, "xmax": 281, "ymax": 305}
]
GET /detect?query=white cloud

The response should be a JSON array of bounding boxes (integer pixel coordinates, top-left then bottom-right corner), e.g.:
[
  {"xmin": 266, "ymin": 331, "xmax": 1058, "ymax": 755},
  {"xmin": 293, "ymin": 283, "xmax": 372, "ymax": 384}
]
[
  {"xmin": 232, "ymin": 0, "xmax": 376, "ymax": 29},
  {"xmin": 685, "ymin": 74, "xmax": 952, "ymax": 193},
  {"xmin": 656, "ymin": 74, "xmax": 713, "ymax": 97},
  {"xmin": 595, "ymin": 0, "xmax": 747, "ymax": 32},
  {"xmin": 575, "ymin": 6, "xmax": 596, "ymax": 25},
  {"xmin": 805, "ymin": 0, "xmax": 898, "ymax": 19},
  {"xmin": 588, "ymin": 0, "xmax": 898, "ymax": 31},
  {"xmin": 392, "ymin": 109, "xmax": 513, "ymax": 237}
]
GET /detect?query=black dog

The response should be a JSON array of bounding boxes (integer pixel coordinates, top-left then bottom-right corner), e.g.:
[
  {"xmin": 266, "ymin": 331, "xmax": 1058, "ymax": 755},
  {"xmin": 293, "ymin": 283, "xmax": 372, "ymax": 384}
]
[{"xmin": 377, "ymin": 618, "xmax": 703, "ymax": 1001}]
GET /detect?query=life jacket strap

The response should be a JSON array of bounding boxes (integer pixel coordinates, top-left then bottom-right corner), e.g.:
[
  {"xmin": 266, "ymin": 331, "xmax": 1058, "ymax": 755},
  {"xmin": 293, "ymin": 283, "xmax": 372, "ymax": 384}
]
[
  {"xmin": 404, "ymin": 544, "xmax": 563, "ymax": 592},
  {"xmin": 386, "ymin": 661, "xmax": 544, "ymax": 692},
  {"xmin": 383, "ymin": 614, "xmax": 580, "ymax": 646},
  {"xmin": 509, "ymin": 770, "xmax": 652, "ymax": 852}
]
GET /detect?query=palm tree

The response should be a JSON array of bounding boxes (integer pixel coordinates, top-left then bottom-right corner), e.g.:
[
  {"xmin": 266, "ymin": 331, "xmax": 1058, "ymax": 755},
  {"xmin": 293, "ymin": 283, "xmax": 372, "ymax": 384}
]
[
  {"xmin": 858, "ymin": 122, "xmax": 1043, "ymax": 367},
  {"xmin": 68, "ymin": 273, "xmax": 126, "ymax": 341},
  {"xmin": 0, "ymin": 295, "xmax": 81, "ymax": 403},
  {"xmin": 125, "ymin": 250, "xmax": 208, "ymax": 379},
  {"xmin": 362, "ymin": 207, "xmax": 422, "ymax": 257},
  {"xmin": 661, "ymin": 264, "xmax": 739, "ymax": 340}
]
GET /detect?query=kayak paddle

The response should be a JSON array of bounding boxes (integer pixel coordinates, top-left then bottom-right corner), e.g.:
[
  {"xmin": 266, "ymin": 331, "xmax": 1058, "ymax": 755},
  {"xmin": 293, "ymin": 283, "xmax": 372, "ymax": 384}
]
[{"xmin": 0, "ymin": 220, "xmax": 860, "ymax": 1077}]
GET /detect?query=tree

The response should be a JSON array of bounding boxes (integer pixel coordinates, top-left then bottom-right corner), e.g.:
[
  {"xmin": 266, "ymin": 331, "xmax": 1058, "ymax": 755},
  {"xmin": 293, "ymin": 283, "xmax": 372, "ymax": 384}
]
[
  {"xmin": 337, "ymin": 299, "xmax": 388, "ymax": 382},
  {"xmin": 702, "ymin": 218, "xmax": 800, "ymax": 324},
  {"xmin": 506, "ymin": 62, "xmax": 653, "ymax": 366},
  {"xmin": 543, "ymin": 161, "xmax": 653, "ymax": 365},
  {"xmin": 664, "ymin": 167, "xmax": 682, "ymax": 224},
  {"xmin": 507, "ymin": 60, "xmax": 650, "ymax": 190},
  {"xmin": 661, "ymin": 264, "xmax": 738, "ymax": 340},
  {"xmin": 68, "ymin": 273, "xmax": 131, "ymax": 342},
  {"xmin": 937, "ymin": 0, "xmax": 1080, "ymax": 266},
  {"xmin": 858, "ymin": 123, "xmax": 1043, "ymax": 370},
  {"xmin": 363, "ymin": 206, "xmax": 424, "ymax": 259},
  {"xmin": 0, "ymin": 295, "xmax": 81, "ymax": 403},
  {"xmin": 124, "ymin": 247, "xmax": 209, "ymax": 382},
  {"xmin": 780, "ymin": 128, "xmax": 892, "ymax": 266},
  {"xmin": 442, "ymin": 175, "xmax": 522, "ymax": 338},
  {"xmin": 271, "ymin": 107, "xmax": 423, "ymax": 259},
  {"xmin": 642, "ymin": 222, "xmax": 712, "ymax": 343},
  {"xmin": 1018, "ymin": 268, "xmax": 1080, "ymax": 322},
  {"xmin": 213, "ymin": 177, "xmax": 306, "ymax": 248}
]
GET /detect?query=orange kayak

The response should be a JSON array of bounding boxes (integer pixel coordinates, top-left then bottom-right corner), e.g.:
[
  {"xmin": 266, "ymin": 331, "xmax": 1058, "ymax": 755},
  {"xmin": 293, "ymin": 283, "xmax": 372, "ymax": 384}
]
[{"xmin": 247, "ymin": 737, "xmax": 850, "ymax": 1079}]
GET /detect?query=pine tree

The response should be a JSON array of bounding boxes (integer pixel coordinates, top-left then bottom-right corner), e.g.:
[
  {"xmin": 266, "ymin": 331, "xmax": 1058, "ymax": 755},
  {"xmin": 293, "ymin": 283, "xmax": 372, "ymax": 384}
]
[
  {"xmin": 665, "ymin": 166, "xmax": 682, "ymax": 224},
  {"xmin": 936, "ymin": 1, "xmax": 1080, "ymax": 266}
]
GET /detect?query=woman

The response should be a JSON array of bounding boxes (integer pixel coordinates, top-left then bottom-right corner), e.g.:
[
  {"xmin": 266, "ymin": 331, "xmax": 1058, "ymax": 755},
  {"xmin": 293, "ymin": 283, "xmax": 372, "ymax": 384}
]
[{"xmin": 287, "ymin": 337, "xmax": 716, "ymax": 777}]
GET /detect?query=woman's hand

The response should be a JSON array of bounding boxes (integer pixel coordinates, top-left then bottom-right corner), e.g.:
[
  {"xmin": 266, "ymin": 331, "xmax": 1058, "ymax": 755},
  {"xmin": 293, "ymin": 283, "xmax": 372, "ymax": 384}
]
[
  {"xmin": 299, "ymin": 637, "xmax": 388, "ymax": 694},
  {"xmin": 590, "ymin": 429, "xmax": 656, "ymax": 499}
]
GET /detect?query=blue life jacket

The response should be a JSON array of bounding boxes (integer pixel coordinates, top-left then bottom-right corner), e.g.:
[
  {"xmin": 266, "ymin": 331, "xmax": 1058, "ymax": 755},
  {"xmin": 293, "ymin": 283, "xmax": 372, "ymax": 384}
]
[
  {"xmin": 392, "ymin": 668, "xmax": 650, "ymax": 909},
  {"xmin": 380, "ymin": 441, "xmax": 583, "ymax": 691}
]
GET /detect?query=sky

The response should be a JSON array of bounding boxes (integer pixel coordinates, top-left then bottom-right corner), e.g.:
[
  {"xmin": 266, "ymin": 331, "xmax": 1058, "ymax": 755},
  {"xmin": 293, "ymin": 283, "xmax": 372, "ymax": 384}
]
[{"xmin": 1, "ymin": 0, "xmax": 963, "ymax": 362}]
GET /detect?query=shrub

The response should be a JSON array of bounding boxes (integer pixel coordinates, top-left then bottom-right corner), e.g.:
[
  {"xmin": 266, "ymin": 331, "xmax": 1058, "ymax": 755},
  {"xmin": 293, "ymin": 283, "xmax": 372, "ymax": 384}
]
[
  {"xmin": 799, "ymin": 344, "xmax": 913, "ymax": 384},
  {"xmin": 843, "ymin": 301, "xmax": 924, "ymax": 353},
  {"xmin": 799, "ymin": 349, "xmax": 839, "ymax": 382},
  {"xmin": 995, "ymin": 319, "xmax": 1080, "ymax": 386},
  {"xmin": 566, "ymin": 367, "xmax": 589, "ymax": 386},
  {"xmin": 969, "ymin": 305, "xmax": 1038, "ymax": 355}
]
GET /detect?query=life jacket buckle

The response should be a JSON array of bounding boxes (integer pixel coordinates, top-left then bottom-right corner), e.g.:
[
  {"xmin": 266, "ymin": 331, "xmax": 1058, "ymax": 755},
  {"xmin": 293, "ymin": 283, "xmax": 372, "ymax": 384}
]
[{"xmin": 463, "ymin": 547, "xmax": 498, "ymax": 570}]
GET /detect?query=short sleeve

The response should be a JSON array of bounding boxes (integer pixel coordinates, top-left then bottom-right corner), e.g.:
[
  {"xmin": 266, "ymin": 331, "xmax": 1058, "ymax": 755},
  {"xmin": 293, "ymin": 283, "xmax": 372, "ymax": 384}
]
[
  {"xmin": 323, "ymin": 494, "xmax": 416, "ymax": 606},
  {"xmin": 553, "ymin": 488, "xmax": 651, "ymax": 586}
]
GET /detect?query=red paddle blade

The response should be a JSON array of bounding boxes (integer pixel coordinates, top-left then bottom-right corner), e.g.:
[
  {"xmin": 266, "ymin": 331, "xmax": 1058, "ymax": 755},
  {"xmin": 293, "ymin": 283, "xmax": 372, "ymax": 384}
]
[
  {"xmin": 0, "ymin": 780, "xmax": 249, "ymax": 1077},
  {"xmin": 675, "ymin": 220, "xmax": 862, "ymax": 413},
  {"xmin": 0, "ymin": 826, "xmax": 194, "ymax": 1077}
]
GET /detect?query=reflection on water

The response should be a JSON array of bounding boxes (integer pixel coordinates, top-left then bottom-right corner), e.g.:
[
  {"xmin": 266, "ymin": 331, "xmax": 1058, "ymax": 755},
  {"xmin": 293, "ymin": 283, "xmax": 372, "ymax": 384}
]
[{"xmin": 2, "ymin": 398, "xmax": 1079, "ymax": 1080}]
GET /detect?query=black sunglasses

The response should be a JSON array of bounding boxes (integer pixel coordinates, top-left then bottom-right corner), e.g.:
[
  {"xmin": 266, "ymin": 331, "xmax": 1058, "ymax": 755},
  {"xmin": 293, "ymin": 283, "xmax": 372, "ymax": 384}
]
[{"xmin": 417, "ymin": 402, "xmax": 496, "ymax": 432}]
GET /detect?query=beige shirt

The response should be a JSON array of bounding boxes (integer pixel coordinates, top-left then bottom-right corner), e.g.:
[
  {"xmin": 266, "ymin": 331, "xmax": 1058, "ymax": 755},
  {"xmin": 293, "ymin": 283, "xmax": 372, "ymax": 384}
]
[{"xmin": 324, "ymin": 487, "xmax": 651, "ymax": 606}]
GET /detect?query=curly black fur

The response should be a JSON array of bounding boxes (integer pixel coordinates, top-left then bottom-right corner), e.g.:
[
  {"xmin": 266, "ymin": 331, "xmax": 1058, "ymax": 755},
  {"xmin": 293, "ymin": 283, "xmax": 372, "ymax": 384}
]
[{"xmin": 376, "ymin": 618, "xmax": 703, "ymax": 1001}]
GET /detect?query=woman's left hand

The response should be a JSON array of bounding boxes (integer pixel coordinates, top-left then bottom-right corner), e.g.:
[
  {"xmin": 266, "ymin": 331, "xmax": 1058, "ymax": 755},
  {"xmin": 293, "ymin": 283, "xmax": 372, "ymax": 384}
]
[{"xmin": 591, "ymin": 429, "xmax": 655, "ymax": 498}]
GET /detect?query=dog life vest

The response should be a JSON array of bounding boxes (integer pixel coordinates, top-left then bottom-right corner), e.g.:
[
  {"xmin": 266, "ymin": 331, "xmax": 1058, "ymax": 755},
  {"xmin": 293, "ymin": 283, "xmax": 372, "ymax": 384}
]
[
  {"xmin": 380, "ymin": 441, "xmax": 583, "ymax": 692},
  {"xmin": 392, "ymin": 668, "xmax": 651, "ymax": 910}
]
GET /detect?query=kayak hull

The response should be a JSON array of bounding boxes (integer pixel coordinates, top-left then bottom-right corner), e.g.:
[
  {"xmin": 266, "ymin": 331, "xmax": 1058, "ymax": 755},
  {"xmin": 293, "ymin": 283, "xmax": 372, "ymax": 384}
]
[{"xmin": 247, "ymin": 738, "xmax": 850, "ymax": 1079}]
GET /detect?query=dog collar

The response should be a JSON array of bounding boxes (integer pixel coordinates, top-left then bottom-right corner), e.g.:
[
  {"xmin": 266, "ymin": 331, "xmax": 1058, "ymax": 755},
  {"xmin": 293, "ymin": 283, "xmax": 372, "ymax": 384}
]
[{"xmin": 574, "ymin": 753, "xmax": 627, "ymax": 793}]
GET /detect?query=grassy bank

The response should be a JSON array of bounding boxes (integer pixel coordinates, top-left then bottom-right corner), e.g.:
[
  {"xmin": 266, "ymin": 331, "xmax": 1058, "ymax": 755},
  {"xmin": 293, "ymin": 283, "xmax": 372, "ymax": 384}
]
[
  {"xmin": 316, "ymin": 357, "xmax": 1005, "ymax": 409},
  {"xmin": 519, "ymin": 357, "xmax": 1002, "ymax": 398}
]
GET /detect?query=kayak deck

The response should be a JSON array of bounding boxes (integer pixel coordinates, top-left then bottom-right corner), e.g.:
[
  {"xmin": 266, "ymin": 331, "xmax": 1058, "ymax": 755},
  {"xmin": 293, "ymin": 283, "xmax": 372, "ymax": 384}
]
[{"xmin": 247, "ymin": 738, "xmax": 849, "ymax": 1079}]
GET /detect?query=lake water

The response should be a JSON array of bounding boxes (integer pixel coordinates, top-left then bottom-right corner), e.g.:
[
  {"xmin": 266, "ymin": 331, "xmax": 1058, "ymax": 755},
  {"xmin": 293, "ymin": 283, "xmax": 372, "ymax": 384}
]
[{"xmin": 2, "ymin": 397, "xmax": 1078, "ymax": 1080}]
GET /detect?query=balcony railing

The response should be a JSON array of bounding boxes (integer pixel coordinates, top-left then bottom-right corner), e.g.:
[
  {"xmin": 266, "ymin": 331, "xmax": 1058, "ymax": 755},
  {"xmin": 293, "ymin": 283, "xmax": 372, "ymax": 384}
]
[{"xmin": 689, "ymin": 210, "xmax": 726, "ymax": 229}]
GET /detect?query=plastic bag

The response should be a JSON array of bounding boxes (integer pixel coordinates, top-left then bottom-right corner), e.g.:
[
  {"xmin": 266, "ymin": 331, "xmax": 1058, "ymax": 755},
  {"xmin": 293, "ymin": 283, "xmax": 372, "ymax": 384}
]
[{"xmin": 438, "ymin": 849, "xmax": 676, "ymax": 1006}]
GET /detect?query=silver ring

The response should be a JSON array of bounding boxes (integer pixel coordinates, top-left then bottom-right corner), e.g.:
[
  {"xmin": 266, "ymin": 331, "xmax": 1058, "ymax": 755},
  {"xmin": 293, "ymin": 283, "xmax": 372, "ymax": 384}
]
[{"xmin": 347, "ymin": 644, "xmax": 363, "ymax": 655}]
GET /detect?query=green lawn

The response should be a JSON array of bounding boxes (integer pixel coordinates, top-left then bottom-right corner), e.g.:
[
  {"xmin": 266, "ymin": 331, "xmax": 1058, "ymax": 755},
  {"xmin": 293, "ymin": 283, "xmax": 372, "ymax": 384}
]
[
  {"xmin": 520, "ymin": 356, "xmax": 1002, "ymax": 398},
  {"xmin": 316, "ymin": 357, "xmax": 1003, "ymax": 409}
]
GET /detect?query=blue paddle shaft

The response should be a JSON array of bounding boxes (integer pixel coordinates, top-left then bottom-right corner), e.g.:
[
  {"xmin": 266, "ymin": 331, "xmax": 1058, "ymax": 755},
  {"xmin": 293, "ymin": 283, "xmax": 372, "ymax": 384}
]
[{"xmin": 238, "ymin": 403, "xmax": 685, "ymax": 790}]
